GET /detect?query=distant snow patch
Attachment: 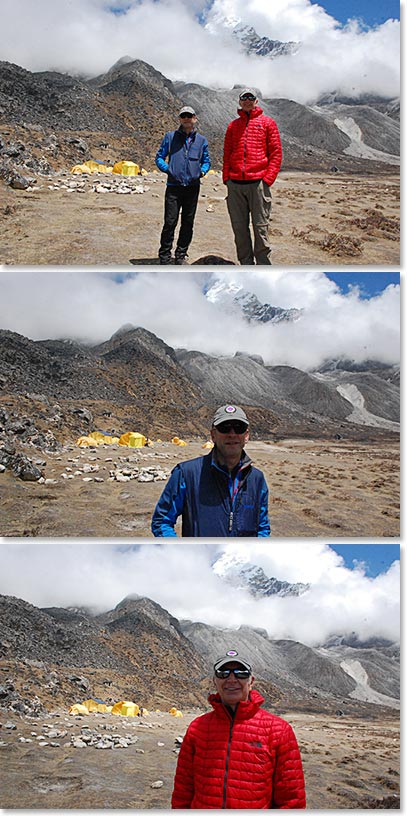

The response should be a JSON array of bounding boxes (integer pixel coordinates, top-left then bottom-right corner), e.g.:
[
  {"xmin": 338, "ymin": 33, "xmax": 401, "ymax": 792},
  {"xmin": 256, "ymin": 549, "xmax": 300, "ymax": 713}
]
[
  {"xmin": 334, "ymin": 116, "xmax": 400, "ymax": 165},
  {"xmin": 341, "ymin": 659, "xmax": 400, "ymax": 709},
  {"xmin": 337, "ymin": 384, "xmax": 400, "ymax": 430}
]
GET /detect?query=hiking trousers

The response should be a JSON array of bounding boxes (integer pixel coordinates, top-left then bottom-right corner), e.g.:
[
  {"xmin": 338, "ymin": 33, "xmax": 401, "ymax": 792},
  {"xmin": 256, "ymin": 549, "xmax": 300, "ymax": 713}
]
[
  {"xmin": 226, "ymin": 179, "xmax": 273, "ymax": 265},
  {"xmin": 159, "ymin": 183, "xmax": 200, "ymax": 262}
]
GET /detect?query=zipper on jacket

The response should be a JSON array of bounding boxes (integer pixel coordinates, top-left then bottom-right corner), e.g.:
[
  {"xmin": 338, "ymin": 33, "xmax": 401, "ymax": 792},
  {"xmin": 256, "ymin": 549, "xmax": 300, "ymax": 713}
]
[
  {"xmin": 222, "ymin": 710, "xmax": 236, "ymax": 808},
  {"xmin": 212, "ymin": 458, "xmax": 251, "ymax": 536},
  {"xmin": 242, "ymin": 112, "xmax": 250, "ymax": 179}
]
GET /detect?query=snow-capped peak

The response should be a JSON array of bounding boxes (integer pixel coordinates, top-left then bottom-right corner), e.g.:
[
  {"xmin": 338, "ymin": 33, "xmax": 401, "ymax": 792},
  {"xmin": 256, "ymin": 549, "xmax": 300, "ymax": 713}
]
[{"xmin": 212, "ymin": 552, "xmax": 310, "ymax": 598}]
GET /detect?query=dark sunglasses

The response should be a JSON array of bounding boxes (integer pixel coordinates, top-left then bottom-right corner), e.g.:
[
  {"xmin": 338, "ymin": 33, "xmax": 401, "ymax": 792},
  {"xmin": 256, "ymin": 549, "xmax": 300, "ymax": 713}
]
[
  {"xmin": 216, "ymin": 421, "xmax": 248, "ymax": 434},
  {"xmin": 215, "ymin": 668, "xmax": 251, "ymax": 679},
  {"xmin": 180, "ymin": 112, "xmax": 194, "ymax": 118},
  {"xmin": 240, "ymin": 94, "xmax": 256, "ymax": 100}
]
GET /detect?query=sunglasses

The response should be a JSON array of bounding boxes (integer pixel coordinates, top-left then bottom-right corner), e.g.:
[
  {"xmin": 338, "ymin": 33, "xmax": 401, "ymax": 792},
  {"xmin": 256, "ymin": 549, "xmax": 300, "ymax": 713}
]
[
  {"xmin": 215, "ymin": 668, "xmax": 251, "ymax": 679},
  {"xmin": 240, "ymin": 94, "xmax": 256, "ymax": 101},
  {"xmin": 215, "ymin": 421, "xmax": 248, "ymax": 434},
  {"xmin": 180, "ymin": 112, "xmax": 194, "ymax": 118}
]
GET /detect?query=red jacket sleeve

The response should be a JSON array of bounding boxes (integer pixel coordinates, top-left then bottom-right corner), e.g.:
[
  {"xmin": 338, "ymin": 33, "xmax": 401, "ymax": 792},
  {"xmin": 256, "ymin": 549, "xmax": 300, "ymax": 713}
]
[
  {"xmin": 171, "ymin": 727, "xmax": 195, "ymax": 808},
  {"xmin": 263, "ymin": 118, "xmax": 283, "ymax": 186},
  {"xmin": 271, "ymin": 720, "xmax": 306, "ymax": 809}
]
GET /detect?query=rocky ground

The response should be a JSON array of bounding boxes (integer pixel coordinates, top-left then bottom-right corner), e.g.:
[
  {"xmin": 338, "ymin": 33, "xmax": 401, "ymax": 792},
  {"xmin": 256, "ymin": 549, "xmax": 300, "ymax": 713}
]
[
  {"xmin": 0, "ymin": 168, "xmax": 400, "ymax": 265},
  {"xmin": 0, "ymin": 437, "xmax": 399, "ymax": 538},
  {"xmin": 0, "ymin": 703, "xmax": 399, "ymax": 809}
]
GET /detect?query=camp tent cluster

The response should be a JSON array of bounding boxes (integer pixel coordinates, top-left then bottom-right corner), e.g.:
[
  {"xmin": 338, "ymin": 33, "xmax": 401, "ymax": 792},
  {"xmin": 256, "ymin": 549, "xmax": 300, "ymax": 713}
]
[
  {"xmin": 75, "ymin": 431, "xmax": 192, "ymax": 448},
  {"xmin": 70, "ymin": 160, "xmax": 148, "ymax": 176},
  {"xmin": 69, "ymin": 699, "xmax": 149, "ymax": 716},
  {"xmin": 76, "ymin": 431, "xmax": 148, "ymax": 448},
  {"xmin": 70, "ymin": 162, "xmax": 219, "ymax": 177},
  {"xmin": 69, "ymin": 699, "xmax": 183, "ymax": 717}
]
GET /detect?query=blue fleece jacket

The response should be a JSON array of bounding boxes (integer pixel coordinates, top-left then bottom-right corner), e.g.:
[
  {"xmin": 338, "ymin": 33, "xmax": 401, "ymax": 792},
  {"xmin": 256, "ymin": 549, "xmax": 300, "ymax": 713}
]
[
  {"xmin": 155, "ymin": 127, "xmax": 211, "ymax": 186},
  {"xmin": 151, "ymin": 450, "xmax": 270, "ymax": 537}
]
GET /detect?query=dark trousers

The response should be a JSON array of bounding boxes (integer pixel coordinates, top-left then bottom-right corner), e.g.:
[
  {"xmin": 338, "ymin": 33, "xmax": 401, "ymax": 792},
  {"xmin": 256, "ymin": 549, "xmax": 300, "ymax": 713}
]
[{"xmin": 159, "ymin": 183, "xmax": 200, "ymax": 261}]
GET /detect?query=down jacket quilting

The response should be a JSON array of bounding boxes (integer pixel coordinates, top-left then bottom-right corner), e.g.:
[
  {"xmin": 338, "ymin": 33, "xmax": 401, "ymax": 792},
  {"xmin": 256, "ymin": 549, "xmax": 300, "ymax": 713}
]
[
  {"xmin": 223, "ymin": 107, "xmax": 282, "ymax": 186},
  {"xmin": 171, "ymin": 690, "xmax": 306, "ymax": 809}
]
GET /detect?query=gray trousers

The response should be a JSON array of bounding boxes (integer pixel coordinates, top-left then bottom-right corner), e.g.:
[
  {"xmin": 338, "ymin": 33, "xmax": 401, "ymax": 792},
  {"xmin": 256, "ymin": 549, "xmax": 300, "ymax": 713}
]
[{"xmin": 226, "ymin": 179, "xmax": 273, "ymax": 265}]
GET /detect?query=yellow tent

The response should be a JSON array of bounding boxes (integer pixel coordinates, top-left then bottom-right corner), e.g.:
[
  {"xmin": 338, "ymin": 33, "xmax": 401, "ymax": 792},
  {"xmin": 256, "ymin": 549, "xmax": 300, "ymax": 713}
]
[
  {"xmin": 82, "ymin": 699, "xmax": 109, "ymax": 713},
  {"xmin": 76, "ymin": 435, "xmax": 98, "ymax": 448},
  {"xmin": 87, "ymin": 431, "xmax": 120, "ymax": 445},
  {"xmin": 70, "ymin": 160, "xmax": 112, "ymax": 174},
  {"xmin": 169, "ymin": 707, "xmax": 183, "ymax": 717},
  {"xmin": 112, "ymin": 160, "xmax": 140, "ymax": 176},
  {"xmin": 119, "ymin": 432, "xmax": 147, "ymax": 448},
  {"xmin": 69, "ymin": 703, "xmax": 90, "ymax": 715},
  {"xmin": 171, "ymin": 437, "xmax": 187, "ymax": 446},
  {"xmin": 112, "ymin": 701, "xmax": 140, "ymax": 716},
  {"xmin": 202, "ymin": 441, "xmax": 214, "ymax": 449}
]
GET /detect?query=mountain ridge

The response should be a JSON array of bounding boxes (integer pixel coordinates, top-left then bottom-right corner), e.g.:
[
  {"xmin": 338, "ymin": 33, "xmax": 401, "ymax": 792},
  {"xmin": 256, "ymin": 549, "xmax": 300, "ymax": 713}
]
[
  {"xmin": 0, "ymin": 56, "xmax": 400, "ymax": 180},
  {"xmin": 0, "ymin": 592, "xmax": 400, "ymax": 715}
]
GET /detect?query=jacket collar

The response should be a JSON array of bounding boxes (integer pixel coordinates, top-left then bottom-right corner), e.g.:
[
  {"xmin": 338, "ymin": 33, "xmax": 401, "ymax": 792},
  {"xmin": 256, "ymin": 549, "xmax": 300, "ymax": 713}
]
[
  {"xmin": 178, "ymin": 125, "xmax": 197, "ymax": 138},
  {"xmin": 208, "ymin": 689, "xmax": 265, "ymax": 721},
  {"xmin": 211, "ymin": 448, "xmax": 252, "ymax": 477},
  {"xmin": 237, "ymin": 106, "xmax": 263, "ymax": 119}
]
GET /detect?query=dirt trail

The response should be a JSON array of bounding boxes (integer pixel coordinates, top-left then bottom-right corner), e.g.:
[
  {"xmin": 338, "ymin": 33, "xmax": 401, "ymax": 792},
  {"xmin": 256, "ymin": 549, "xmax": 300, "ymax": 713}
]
[
  {"xmin": 0, "ymin": 438, "xmax": 399, "ymax": 538},
  {"xmin": 0, "ymin": 707, "xmax": 399, "ymax": 809},
  {"xmin": 0, "ymin": 171, "xmax": 400, "ymax": 265}
]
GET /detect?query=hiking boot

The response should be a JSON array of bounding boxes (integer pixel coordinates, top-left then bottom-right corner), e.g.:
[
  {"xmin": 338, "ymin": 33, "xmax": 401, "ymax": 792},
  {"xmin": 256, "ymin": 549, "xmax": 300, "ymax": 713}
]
[
  {"xmin": 175, "ymin": 246, "xmax": 188, "ymax": 265},
  {"xmin": 158, "ymin": 252, "xmax": 173, "ymax": 264}
]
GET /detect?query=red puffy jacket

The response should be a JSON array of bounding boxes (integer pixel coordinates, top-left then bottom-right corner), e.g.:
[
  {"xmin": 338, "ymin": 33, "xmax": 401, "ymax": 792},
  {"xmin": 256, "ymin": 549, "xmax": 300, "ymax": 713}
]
[
  {"xmin": 223, "ymin": 107, "xmax": 283, "ymax": 187},
  {"xmin": 171, "ymin": 690, "xmax": 306, "ymax": 809}
]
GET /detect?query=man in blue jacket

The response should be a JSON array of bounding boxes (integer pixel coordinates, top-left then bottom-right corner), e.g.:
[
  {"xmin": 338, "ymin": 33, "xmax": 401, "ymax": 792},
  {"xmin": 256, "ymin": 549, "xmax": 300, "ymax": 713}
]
[
  {"xmin": 151, "ymin": 405, "xmax": 270, "ymax": 537},
  {"xmin": 155, "ymin": 106, "xmax": 211, "ymax": 264}
]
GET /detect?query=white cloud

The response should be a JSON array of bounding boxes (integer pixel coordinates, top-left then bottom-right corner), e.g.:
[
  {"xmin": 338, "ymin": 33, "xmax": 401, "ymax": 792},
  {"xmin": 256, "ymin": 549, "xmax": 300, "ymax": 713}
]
[
  {"xmin": 0, "ymin": 0, "xmax": 400, "ymax": 103},
  {"xmin": 0, "ymin": 270, "xmax": 400, "ymax": 370},
  {"xmin": 0, "ymin": 541, "xmax": 400, "ymax": 646}
]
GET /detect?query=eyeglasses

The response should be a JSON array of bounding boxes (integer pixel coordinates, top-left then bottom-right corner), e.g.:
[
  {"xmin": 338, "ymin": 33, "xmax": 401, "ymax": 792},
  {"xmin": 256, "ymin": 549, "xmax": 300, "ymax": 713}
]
[
  {"xmin": 215, "ymin": 668, "xmax": 251, "ymax": 679},
  {"xmin": 240, "ymin": 94, "xmax": 256, "ymax": 101},
  {"xmin": 180, "ymin": 112, "xmax": 194, "ymax": 118},
  {"xmin": 215, "ymin": 421, "xmax": 248, "ymax": 434}
]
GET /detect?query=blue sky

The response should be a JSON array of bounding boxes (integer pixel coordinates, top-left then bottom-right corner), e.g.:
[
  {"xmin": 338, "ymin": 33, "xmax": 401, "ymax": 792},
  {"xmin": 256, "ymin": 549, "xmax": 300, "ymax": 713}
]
[
  {"xmin": 314, "ymin": 0, "xmax": 400, "ymax": 26},
  {"xmin": 329, "ymin": 544, "xmax": 400, "ymax": 577},
  {"xmin": 324, "ymin": 272, "xmax": 400, "ymax": 298}
]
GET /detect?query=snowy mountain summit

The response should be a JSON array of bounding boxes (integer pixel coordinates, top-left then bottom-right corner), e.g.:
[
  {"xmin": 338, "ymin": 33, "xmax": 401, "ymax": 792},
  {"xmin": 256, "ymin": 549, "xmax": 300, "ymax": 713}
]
[
  {"xmin": 205, "ymin": 278, "xmax": 302, "ymax": 324},
  {"xmin": 204, "ymin": 11, "xmax": 298, "ymax": 59},
  {"xmin": 212, "ymin": 551, "xmax": 310, "ymax": 597}
]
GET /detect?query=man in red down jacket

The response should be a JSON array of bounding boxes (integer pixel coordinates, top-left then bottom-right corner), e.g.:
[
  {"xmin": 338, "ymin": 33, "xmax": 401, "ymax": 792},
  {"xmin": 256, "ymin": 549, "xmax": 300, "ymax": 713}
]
[
  {"xmin": 171, "ymin": 650, "xmax": 306, "ymax": 809},
  {"xmin": 223, "ymin": 89, "xmax": 282, "ymax": 265}
]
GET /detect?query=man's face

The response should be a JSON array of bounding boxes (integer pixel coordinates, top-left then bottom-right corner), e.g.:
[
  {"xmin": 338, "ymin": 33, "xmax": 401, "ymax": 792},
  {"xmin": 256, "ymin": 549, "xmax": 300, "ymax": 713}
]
[
  {"xmin": 239, "ymin": 95, "xmax": 257, "ymax": 113},
  {"xmin": 179, "ymin": 113, "xmax": 197, "ymax": 132},
  {"xmin": 213, "ymin": 662, "xmax": 253, "ymax": 707},
  {"xmin": 211, "ymin": 420, "xmax": 249, "ymax": 461}
]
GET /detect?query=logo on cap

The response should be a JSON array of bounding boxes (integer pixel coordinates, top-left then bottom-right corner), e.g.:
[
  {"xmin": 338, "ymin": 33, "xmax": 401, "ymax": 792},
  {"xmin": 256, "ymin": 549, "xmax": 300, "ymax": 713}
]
[
  {"xmin": 226, "ymin": 649, "xmax": 238, "ymax": 656},
  {"xmin": 225, "ymin": 406, "xmax": 236, "ymax": 413}
]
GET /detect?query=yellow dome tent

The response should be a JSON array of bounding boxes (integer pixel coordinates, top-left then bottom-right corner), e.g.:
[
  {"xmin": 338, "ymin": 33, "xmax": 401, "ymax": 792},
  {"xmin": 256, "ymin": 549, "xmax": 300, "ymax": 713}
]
[
  {"xmin": 111, "ymin": 701, "xmax": 147, "ymax": 716},
  {"xmin": 82, "ymin": 698, "xmax": 109, "ymax": 713},
  {"xmin": 171, "ymin": 437, "xmax": 187, "ymax": 446},
  {"xmin": 119, "ymin": 432, "xmax": 147, "ymax": 448},
  {"xmin": 70, "ymin": 160, "xmax": 112, "ymax": 174},
  {"xmin": 69, "ymin": 703, "xmax": 90, "ymax": 715},
  {"xmin": 169, "ymin": 707, "xmax": 183, "ymax": 717},
  {"xmin": 112, "ymin": 160, "xmax": 140, "ymax": 176}
]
